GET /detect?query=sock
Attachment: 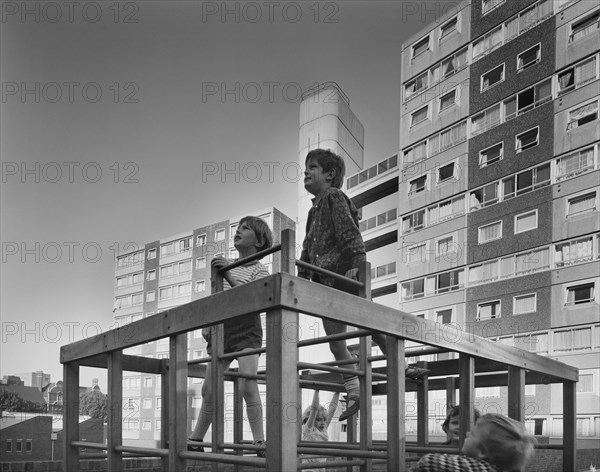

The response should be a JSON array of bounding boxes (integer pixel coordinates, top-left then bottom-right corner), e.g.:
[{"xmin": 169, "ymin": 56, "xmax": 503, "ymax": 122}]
[{"xmin": 343, "ymin": 375, "xmax": 360, "ymax": 399}]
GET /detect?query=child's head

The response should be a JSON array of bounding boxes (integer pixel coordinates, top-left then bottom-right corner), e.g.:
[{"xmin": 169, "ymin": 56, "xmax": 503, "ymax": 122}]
[
  {"xmin": 304, "ymin": 149, "xmax": 346, "ymax": 190},
  {"xmin": 442, "ymin": 404, "xmax": 481, "ymax": 445},
  {"xmin": 462, "ymin": 414, "xmax": 536, "ymax": 472},
  {"xmin": 302, "ymin": 404, "xmax": 328, "ymax": 431},
  {"xmin": 237, "ymin": 216, "xmax": 273, "ymax": 252}
]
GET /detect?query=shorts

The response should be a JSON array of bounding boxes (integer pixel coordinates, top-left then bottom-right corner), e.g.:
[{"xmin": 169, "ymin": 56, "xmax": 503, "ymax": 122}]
[{"xmin": 205, "ymin": 313, "xmax": 263, "ymax": 357}]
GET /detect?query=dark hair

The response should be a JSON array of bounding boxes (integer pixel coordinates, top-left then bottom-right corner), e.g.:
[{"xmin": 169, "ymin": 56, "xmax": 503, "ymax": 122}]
[
  {"xmin": 238, "ymin": 216, "xmax": 273, "ymax": 252},
  {"xmin": 305, "ymin": 148, "xmax": 346, "ymax": 189},
  {"xmin": 441, "ymin": 405, "xmax": 481, "ymax": 433}
]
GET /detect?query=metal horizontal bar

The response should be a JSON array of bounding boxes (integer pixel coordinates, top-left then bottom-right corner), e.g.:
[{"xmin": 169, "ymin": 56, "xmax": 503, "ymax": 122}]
[
  {"xmin": 115, "ymin": 445, "xmax": 169, "ymax": 457},
  {"xmin": 295, "ymin": 259, "xmax": 364, "ymax": 288},
  {"xmin": 71, "ymin": 441, "xmax": 106, "ymax": 450},
  {"xmin": 219, "ymin": 244, "xmax": 282, "ymax": 273},
  {"xmin": 179, "ymin": 451, "xmax": 265, "ymax": 465},
  {"xmin": 297, "ymin": 329, "xmax": 373, "ymax": 348},
  {"xmin": 298, "ymin": 447, "xmax": 386, "ymax": 459},
  {"xmin": 298, "ymin": 361, "xmax": 366, "ymax": 378},
  {"xmin": 298, "ymin": 459, "xmax": 364, "ymax": 469}
]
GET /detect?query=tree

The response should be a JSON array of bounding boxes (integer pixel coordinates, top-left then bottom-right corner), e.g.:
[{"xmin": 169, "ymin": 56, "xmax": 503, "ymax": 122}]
[
  {"xmin": 79, "ymin": 390, "xmax": 107, "ymax": 420},
  {"xmin": 0, "ymin": 390, "xmax": 45, "ymax": 413}
]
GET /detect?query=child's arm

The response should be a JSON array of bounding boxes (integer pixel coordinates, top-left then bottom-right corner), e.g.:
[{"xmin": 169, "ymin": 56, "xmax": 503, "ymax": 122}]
[
  {"xmin": 324, "ymin": 392, "xmax": 340, "ymax": 428},
  {"xmin": 327, "ymin": 191, "xmax": 366, "ymax": 272},
  {"xmin": 305, "ymin": 389, "xmax": 320, "ymax": 429}
]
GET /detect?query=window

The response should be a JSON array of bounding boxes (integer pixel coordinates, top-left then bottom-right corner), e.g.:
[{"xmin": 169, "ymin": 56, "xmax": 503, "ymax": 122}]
[
  {"xmin": 407, "ymin": 243, "xmax": 426, "ymax": 263},
  {"xmin": 516, "ymin": 128, "xmax": 539, "ymax": 153},
  {"xmin": 567, "ymin": 101, "xmax": 598, "ymax": 130},
  {"xmin": 514, "ymin": 294, "xmax": 536, "ymax": 314},
  {"xmin": 6, "ymin": 440, "xmax": 12, "ymax": 453},
  {"xmin": 437, "ymin": 236, "xmax": 454, "ymax": 257},
  {"xmin": 16, "ymin": 440, "xmax": 22, "ymax": 453},
  {"xmin": 428, "ymin": 195, "xmax": 465, "ymax": 225},
  {"xmin": 479, "ymin": 221, "xmax": 502, "ymax": 244},
  {"xmin": 117, "ymin": 251, "xmax": 143, "ymax": 268},
  {"xmin": 555, "ymin": 327, "xmax": 593, "ymax": 351},
  {"xmin": 436, "ymin": 269, "xmax": 463, "ymax": 293},
  {"xmin": 411, "ymin": 105, "xmax": 429, "ymax": 126},
  {"xmin": 566, "ymin": 283, "xmax": 595, "ymax": 305},
  {"xmin": 215, "ymin": 229, "xmax": 225, "ymax": 241},
  {"xmin": 146, "ymin": 291, "xmax": 156, "ymax": 302},
  {"xmin": 481, "ymin": 64, "xmax": 505, "ymax": 91},
  {"xmin": 160, "ymin": 259, "xmax": 192, "ymax": 279},
  {"xmin": 477, "ymin": 300, "xmax": 501, "ymax": 320},
  {"xmin": 408, "ymin": 175, "xmax": 427, "ymax": 195},
  {"xmin": 471, "ymin": 104, "xmax": 500, "ymax": 135},
  {"xmin": 143, "ymin": 377, "xmax": 153, "ymax": 388},
  {"xmin": 142, "ymin": 420, "xmax": 152, "ymax": 430},
  {"xmin": 502, "ymin": 163, "xmax": 550, "ymax": 199},
  {"xmin": 517, "ymin": 44, "xmax": 541, "ymax": 71},
  {"xmin": 555, "ymin": 237, "xmax": 594, "ymax": 266},
  {"xmin": 196, "ymin": 257, "xmax": 206, "ymax": 269},
  {"xmin": 147, "ymin": 269, "xmax": 156, "ymax": 281},
  {"xmin": 436, "ymin": 309, "xmax": 453, "ymax": 324},
  {"xmin": 470, "ymin": 182, "xmax": 498, "ymax": 209},
  {"xmin": 570, "ymin": 12, "xmax": 600, "ymax": 43},
  {"xmin": 577, "ymin": 374, "xmax": 595, "ymax": 393},
  {"xmin": 567, "ymin": 192, "xmax": 597, "ymax": 217},
  {"xmin": 143, "ymin": 398, "xmax": 152, "ymax": 409},
  {"xmin": 405, "ymin": 71, "xmax": 428, "ymax": 100},
  {"xmin": 440, "ymin": 89, "xmax": 457, "ymax": 111},
  {"xmin": 403, "ymin": 141, "xmax": 427, "ymax": 166},
  {"xmin": 159, "ymin": 282, "xmax": 191, "ymax": 300},
  {"xmin": 558, "ymin": 56, "xmax": 597, "ymax": 95},
  {"xmin": 480, "ymin": 142, "xmax": 503, "ymax": 167},
  {"xmin": 440, "ymin": 17, "xmax": 458, "ymax": 41},
  {"xmin": 147, "ymin": 248, "xmax": 156, "ymax": 259},
  {"xmin": 438, "ymin": 163, "xmax": 455, "ymax": 182},
  {"xmin": 505, "ymin": 79, "xmax": 552, "ymax": 120},
  {"xmin": 482, "ymin": 0, "xmax": 505, "ymax": 15},
  {"xmin": 195, "ymin": 280, "xmax": 206, "ymax": 292},
  {"xmin": 196, "ymin": 234, "xmax": 206, "ymax": 246},
  {"xmin": 402, "ymin": 210, "xmax": 425, "ymax": 233},
  {"xmin": 556, "ymin": 147, "xmax": 595, "ymax": 181},
  {"xmin": 515, "ymin": 210, "xmax": 538, "ymax": 234},
  {"xmin": 401, "ymin": 279, "xmax": 425, "ymax": 300},
  {"xmin": 473, "ymin": 26, "xmax": 502, "ymax": 59},
  {"xmin": 469, "ymin": 260, "xmax": 498, "ymax": 285},
  {"xmin": 412, "ymin": 36, "xmax": 430, "ymax": 60},
  {"xmin": 439, "ymin": 48, "xmax": 468, "ymax": 80}
]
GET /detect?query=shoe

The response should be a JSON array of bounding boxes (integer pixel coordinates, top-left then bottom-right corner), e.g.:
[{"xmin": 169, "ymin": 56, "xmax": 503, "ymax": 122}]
[
  {"xmin": 405, "ymin": 366, "xmax": 430, "ymax": 380},
  {"xmin": 253, "ymin": 439, "xmax": 266, "ymax": 458},
  {"xmin": 338, "ymin": 396, "xmax": 360, "ymax": 422},
  {"xmin": 187, "ymin": 439, "xmax": 204, "ymax": 453}
]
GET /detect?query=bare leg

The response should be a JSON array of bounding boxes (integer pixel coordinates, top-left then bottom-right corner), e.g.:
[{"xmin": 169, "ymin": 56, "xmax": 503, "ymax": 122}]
[{"xmin": 237, "ymin": 351, "xmax": 264, "ymax": 442}]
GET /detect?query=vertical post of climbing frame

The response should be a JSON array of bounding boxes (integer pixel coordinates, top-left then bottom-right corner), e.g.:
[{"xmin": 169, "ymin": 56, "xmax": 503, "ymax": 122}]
[
  {"xmin": 107, "ymin": 351, "xmax": 123, "ymax": 472},
  {"xmin": 387, "ymin": 336, "xmax": 406, "ymax": 472}
]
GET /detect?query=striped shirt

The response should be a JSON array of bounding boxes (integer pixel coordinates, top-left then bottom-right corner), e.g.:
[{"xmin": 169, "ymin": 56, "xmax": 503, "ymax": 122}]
[
  {"xmin": 222, "ymin": 260, "xmax": 269, "ymax": 290},
  {"xmin": 412, "ymin": 454, "xmax": 502, "ymax": 472}
]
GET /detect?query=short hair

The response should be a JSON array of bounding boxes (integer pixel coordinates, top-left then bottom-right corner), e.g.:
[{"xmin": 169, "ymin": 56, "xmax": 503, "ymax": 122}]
[
  {"xmin": 238, "ymin": 216, "xmax": 273, "ymax": 252},
  {"xmin": 477, "ymin": 414, "xmax": 536, "ymax": 472},
  {"xmin": 302, "ymin": 405, "xmax": 327, "ymax": 425},
  {"xmin": 305, "ymin": 148, "xmax": 346, "ymax": 189},
  {"xmin": 441, "ymin": 405, "xmax": 481, "ymax": 433}
]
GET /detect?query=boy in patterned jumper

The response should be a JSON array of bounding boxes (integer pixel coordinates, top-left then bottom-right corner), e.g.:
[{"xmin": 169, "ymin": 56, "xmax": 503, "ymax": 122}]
[
  {"xmin": 299, "ymin": 148, "xmax": 427, "ymax": 421},
  {"xmin": 189, "ymin": 216, "xmax": 272, "ymax": 457},
  {"xmin": 412, "ymin": 413, "xmax": 536, "ymax": 472}
]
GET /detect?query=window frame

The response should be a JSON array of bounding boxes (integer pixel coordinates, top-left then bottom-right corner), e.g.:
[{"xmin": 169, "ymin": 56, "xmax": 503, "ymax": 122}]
[
  {"xmin": 412, "ymin": 35, "xmax": 431, "ymax": 61},
  {"xmin": 482, "ymin": 0, "xmax": 505, "ymax": 16},
  {"xmin": 567, "ymin": 99, "xmax": 599, "ymax": 130},
  {"xmin": 411, "ymin": 104, "xmax": 430, "ymax": 127},
  {"xmin": 565, "ymin": 282, "xmax": 596, "ymax": 305},
  {"xmin": 569, "ymin": 11, "xmax": 600, "ymax": 43},
  {"xmin": 196, "ymin": 234, "xmax": 207, "ymax": 246},
  {"xmin": 513, "ymin": 293, "xmax": 537, "ymax": 315},
  {"xmin": 439, "ymin": 88, "xmax": 458, "ymax": 112},
  {"xmin": 481, "ymin": 63, "xmax": 505, "ymax": 92},
  {"xmin": 478, "ymin": 220, "xmax": 503, "ymax": 244},
  {"xmin": 567, "ymin": 191, "xmax": 597, "ymax": 217},
  {"xmin": 477, "ymin": 300, "xmax": 501, "ymax": 320},
  {"xmin": 439, "ymin": 16, "xmax": 459, "ymax": 42},
  {"xmin": 479, "ymin": 142, "xmax": 503, "ymax": 167},
  {"xmin": 514, "ymin": 209, "xmax": 538, "ymax": 234},
  {"xmin": 408, "ymin": 175, "xmax": 427, "ymax": 196},
  {"xmin": 517, "ymin": 43, "xmax": 541, "ymax": 72}
]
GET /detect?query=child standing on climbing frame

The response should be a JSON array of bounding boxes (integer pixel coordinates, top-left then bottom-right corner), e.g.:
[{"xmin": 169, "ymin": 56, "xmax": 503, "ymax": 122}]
[
  {"xmin": 188, "ymin": 216, "xmax": 273, "ymax": 458},
  {"xmin": 299, "ymin": 148, "xmax": 428, "ymax": 421},
  {"xmin": 301, "ymin": 389, "xmax": 340, "ymax": 471}
]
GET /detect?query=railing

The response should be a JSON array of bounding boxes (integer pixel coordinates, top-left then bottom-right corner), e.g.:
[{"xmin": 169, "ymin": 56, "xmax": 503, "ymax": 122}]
[{"xmin": 61, "ymin": 229, "xmax": 579, "ymax": 471}]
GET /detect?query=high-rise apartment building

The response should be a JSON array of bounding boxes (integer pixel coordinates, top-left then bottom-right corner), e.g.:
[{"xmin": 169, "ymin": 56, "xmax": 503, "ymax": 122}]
[
  {"xmin": 112, "ymin": 208, "xmax": 294, "ymax": 447},
  {"xmin": 398, "ymin": 0, "xmax": 599, "ymax": 438}
]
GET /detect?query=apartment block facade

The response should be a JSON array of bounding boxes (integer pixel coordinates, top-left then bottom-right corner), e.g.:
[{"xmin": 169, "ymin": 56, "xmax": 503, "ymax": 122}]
[
  {"xmin": 397, "ymin": 0, "xmax": 599, "ymax": 438},
  {"xmin": 112, "ymin": 208, "xmax": 295, "ymax": 447}
]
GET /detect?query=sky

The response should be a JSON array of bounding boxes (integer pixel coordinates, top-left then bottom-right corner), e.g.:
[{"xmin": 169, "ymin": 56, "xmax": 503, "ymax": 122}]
[{"xmin": 1, "ymin": 0, "xmax": 448, "ymax": 389}]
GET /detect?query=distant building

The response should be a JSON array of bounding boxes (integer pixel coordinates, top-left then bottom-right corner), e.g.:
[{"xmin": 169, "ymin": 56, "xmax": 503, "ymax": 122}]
[
  {"xmin": 112, "ymin": 207, "xmax": 294, "ymax": 446},
  {"xmin": 12, "ymin": 371, "xmax": 52, "ymax": 391}
]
